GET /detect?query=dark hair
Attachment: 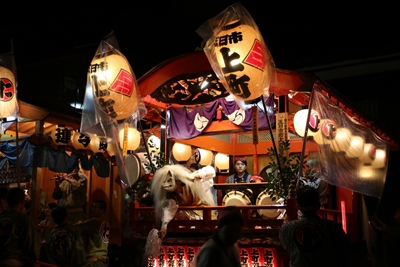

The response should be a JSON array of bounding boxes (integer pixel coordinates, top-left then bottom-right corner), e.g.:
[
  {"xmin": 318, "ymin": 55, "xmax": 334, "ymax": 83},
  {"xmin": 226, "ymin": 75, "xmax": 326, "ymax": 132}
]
[
  {"xmin": 189, "ymin": 163, "xmax": 202, "ymax": 171},
  {"xmin": 47, "ymin": 202, "xmax": 58, "ymax": 210},
  {"xmin": 94, "ymin": 200, "xmax": 107, "ymax": 212},
  {"xmin": 296, "ymin": 186, "xmax": 320, "ymax": 216},
  {"xmin": 0, "ymin": 187, "xmax": 8, "ymax": 199},
  {"xmin": 52, "ymin": 206, "xmax": 68, "ymax": 224},
  {"xmin": 217, "ymin": 206, "xmax": 244, "ymax": 228},
  {"xmin": 7, "ymin": 187, "xmax": 25, "ymax": 208}
]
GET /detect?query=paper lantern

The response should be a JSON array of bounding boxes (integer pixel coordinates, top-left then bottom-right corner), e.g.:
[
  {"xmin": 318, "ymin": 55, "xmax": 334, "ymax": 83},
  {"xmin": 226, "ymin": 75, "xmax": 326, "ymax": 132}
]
[
  {"xmin": 172, "ymin": 143, "xmax": 192, "ymax": 162},
  {"xmin": 119, "ymin": 127, "xmax": 140, "ymax": 151},
  {"xmin": 0, "ymin": 66, "xmax": 17, "ymax": 118},
  {"xmin": 51, "ymin": 125, "xmax": 72, "ymax": 146},
  {"xmin": 330, "ymin": 128, "xmax": 352, "ymax": 152},
  {"xmin": 71, "ymin": 131, "xmax": 91, "ymax": 150},
  {"xmin": 215, "ymin": 153, "xmax": 230, "ymax": 170},
  {"xmin": 313, "ymin": 119, "xmax": 337, "ymax": 145},
  {"xmin": 345, "ymin": 136, "xmax": 365, "ymax": 158},
  {"xmin": 89, "ymin": 54, "xmax": 138, "ymax": 121},
  {"xmin": 147, "ymin": 134, "xmax": 161, "ymax": 154},
  {"xmin": 211, "ymin": 21, "xmax": 271, "ymax": 101},
  {"xmin": 107, "ymin": 142, "xmax": 116, "ymax": 157},
  {"xmin": 90, "ymin": 137, "xmax": 108, "ymax": 153},
  {"xmin": 198, "ymin": 148, "xmax": 213, "ymax": 166},
  {"xmin": 359, "ymin": 166, "xmax": 376, "ymax": 179},
  {"xmin": 359, "ymin": 143, "xmax": 376, "ymax": 164},
  {"xmin": 371, "ymin": 149, "xmax": 386, "ymax": 168},
  {"xmin": 293, "ymin": 109, "xmax": 320, "ymax": 137}
]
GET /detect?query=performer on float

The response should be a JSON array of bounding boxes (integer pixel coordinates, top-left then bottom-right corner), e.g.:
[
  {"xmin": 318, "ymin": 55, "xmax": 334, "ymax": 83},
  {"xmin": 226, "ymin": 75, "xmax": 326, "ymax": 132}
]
[
  {"xmin": 151, "ymin": 164, "xmax": 216, "ymax": 239},
  {"xmin": 224, "ymin": 157, "xmax": 253, "ymax": 200}
]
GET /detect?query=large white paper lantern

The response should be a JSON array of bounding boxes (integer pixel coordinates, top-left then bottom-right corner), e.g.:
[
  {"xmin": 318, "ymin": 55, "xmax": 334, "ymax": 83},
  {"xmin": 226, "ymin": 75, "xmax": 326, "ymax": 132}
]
[
  {"xmin": 172, "ymin": 143, "xmax": 192, "ymax": 162},
  {"xmin": 147, "ymin": 134, "xmax": 161, "ymax": 154},
  {"xmin": 119, "ymin": 127, "xmax": 140, "ymax": 151},
  {"xmin": 89, "ymin": 54, "xmax": 138, "ymax": 121},
  {"xmin": 215, "ymin": 153, "xmax": 230, "ymax": 171},
  {"xmin": 71, "ymin": 131, "xmax": 91, "ymax": 150},
  {"xmin": 293, "ymin": 109, "xmax": 320, "ymax": 137},
  {"xmin": 107, "ymin": 142, "xmax": 116, "ymax": 157},
  {"xmin": 371, "ymin": 149, "xmax": 386, "ymax": 168},
  {"xmin": 330, "ymin": 128, "xmax": 352, "ymax": 152},
  {"xmin": 359, "ymin": 143, "xmax": 376, "ymax": 164},
  {"xmin": 51, "ymin": 125, "xmax": 72, "ymax": 146},
  {"xmin": 211, "ymin": 21, "xmax": 271, "ymax": 101},
  {"xmin": 0, "ymin": 66, "xmax": 17, "ymax": 118},
  {"xmin": 345, "ymin": 136, "xmax": 365, "ymax": 158},
  {"xmin": 313, "ymin": 119, "xmax": 337, "ymax": 145},
  {"xmin": 198, "ymin": 148, "xmax": 213, "ymax": 166},
  {"xmin": 90, "ymin": 137, "xmax": 108, "ymax": 153}
]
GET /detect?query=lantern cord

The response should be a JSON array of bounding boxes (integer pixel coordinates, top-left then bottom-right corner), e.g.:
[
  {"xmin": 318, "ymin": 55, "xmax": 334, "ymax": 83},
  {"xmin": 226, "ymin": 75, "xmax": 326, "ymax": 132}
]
[
  {"xmin": 260, "ymin": 94, "xmax": 284, "ymax": 190},
  {"xmin": 138, "ymin": 121, "xmax": 156, "ymax": 174}
]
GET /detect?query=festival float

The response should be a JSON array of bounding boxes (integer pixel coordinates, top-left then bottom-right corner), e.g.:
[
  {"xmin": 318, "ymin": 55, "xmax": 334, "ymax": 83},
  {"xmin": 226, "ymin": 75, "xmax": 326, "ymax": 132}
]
[{"xmin": 0, "ymin": 3, "xmax": 398, "ymax": 267}]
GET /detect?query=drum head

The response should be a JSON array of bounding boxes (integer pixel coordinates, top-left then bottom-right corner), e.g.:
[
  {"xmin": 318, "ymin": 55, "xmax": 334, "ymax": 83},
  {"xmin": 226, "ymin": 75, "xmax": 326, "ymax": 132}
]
[
  {"xmin": 222, "ymin": 191, "xmax": 251, "ymax": 206},
  {"xmin": 126, "ymin": 154, "xmax": 141, "ymax": 187},
  {"xmin": 256, "ymin": 189, "xmax": 279, "ymax": 219}
]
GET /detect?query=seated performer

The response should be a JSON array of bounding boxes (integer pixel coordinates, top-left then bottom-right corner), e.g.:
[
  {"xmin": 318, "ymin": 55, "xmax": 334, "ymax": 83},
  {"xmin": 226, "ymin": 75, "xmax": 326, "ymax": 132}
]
[{"xmin": 150, "ymin": 164, "xmax": 216, "ymax": 239}]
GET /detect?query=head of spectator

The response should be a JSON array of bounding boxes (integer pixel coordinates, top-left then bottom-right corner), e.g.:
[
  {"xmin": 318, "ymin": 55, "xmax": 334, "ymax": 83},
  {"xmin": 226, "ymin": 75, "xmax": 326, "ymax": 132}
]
[
  {"xmin": 0, "ymin": 187, "xmax": 8, "ymax": 213},
  {"xmin": 7, "ymin": 187, "xmax": 26, "ymax": 213},
  {"xmin": 52, "ymin": 206, "xmax": 68, "ymax": 225},
  {"xmin": 189, "ymin": 163, "xmax": 203, "ymax": 172},
  {"xmin": 233, "ymin": 157, "xmax": 247, "ymax": 176},
  {"xmin": 44, "ymin": 202, "xmax": 58, "ymax": 219},
  {"xmin": 217, "ymin": 206, "xmax": 244, "ymax": 246},
  {"xmin": 296, "ymin": 186, "xmax": 320, "ymax": 217},
  {"xmin": 91, "ymin": 200, "xmax": 107, "ymax": 218}
]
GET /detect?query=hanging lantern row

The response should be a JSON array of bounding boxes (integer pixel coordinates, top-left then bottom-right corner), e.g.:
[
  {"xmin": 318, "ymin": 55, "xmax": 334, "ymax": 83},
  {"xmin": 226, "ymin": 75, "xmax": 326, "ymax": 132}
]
[
  {"xmin": 50, "ymin": 125, "xmax": 141, "ymax": 155},
  {"xmin": 293, "ymin": 109, "xmax": 387, "ymax": 169}
]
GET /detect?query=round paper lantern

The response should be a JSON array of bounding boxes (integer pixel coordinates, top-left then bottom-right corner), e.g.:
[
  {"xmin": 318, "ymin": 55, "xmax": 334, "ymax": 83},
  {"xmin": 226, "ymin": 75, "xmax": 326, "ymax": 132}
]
[
  {"xmin": 107, "ymin": 142, "xmax": 116, "ymax": 157},
  {"xmin": 293, "ymin": 109, "xmax": 320, "ymax": 137},
  {"xmin": 172, "ymin": 143, "xmax": 192, "ymax": 162},
  {"xmin": 71, "ymin": 131, "xmax": 91, "ymax": 150},
  {"xmin": 119, "ymin": 127, "xmax": 140, "ymax": 151},
  {"xmin": 330, "ymin": 128, "xmax": 352, "ymax": 152},
  {"xmin": 211, "ymin": 21, "xmax": 271, "ymax": 101},
  {"xmin": 51, "ymin": 125, "xmax": 72, "ymax": 146},
  {"xmin": 313, "ymin": 119, "xmax": 337, "ymax": 145},
  {"xmin": 0, "ymin": 66, "xmax": 17, "ymax": 118},
  {"xmin": 359, "ymin": 143, "xmax": 376, "ymax": 164},
  {"xmin": 359, "ymin": 166, "xmax": 376, "ymax": 179},
  {"xmin": 371, "ymin": 149, "xmax": 386, "ymax": 168},
  {"xmin": 147, "ymin": 134, "xmax": 161, "ymax": 154},
  {"xmin": 345, "ymin": 136, "xmax": 365, "ymax": 158},
  {"xmin": 90, "ymin": 137, "xmax": 108, "ymax": 153},
  {"xmin": 198, "ymin": 148, "xmax": 213, "ymax": 166},
  {"xmin": 89, "ymin": 54, "xmax": 138, "ymax": 121},
  {"xmin": 215, "ymin": 153, "xmax": 230, "ymax": 170}
]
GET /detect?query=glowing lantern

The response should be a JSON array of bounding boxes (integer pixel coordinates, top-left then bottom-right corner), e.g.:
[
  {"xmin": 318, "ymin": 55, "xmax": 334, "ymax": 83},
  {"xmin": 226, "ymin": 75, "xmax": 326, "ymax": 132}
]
[
  {"xmin": 107, "ymin": 142, "xmax": 116, "ymax": 157},
  {"xmin": 90, "ymin": 137, "xmax": 108, "ymax": 153},
  {"xmin": 147, "ymin": 134, "xmax": 161, "ymax": 154},
  {"xmin": 51, "ymin": 125, "xmax": 72, "ymax": 146},
  {"xmin": 71, "ymin": 131, "xmax": 91, "ymax": 150},
  {"xmin": 293, "ymin": 109, "xmax": 320, "ymax": 137},
  {"xmin": 0, "ymin": 66, "xmax": 17, "ymax": 118},
  {"xmin": 198, "ymin": 148, "xmax": 213, "ymax": 166},
  {"xmin": 172, "ymin": 143, "xmax": 192, "ymax": 162},
  {"xmin": 359, "ymin": 143, "xmax": 376, "ymax": 164},
  {"xmin": 215, "ymin": 153, "xmax": 230, "ymax": 171},
  {"xmin": 330, "ymin": 128, "xmax": 352, "ymax": 152},
  {"xmin": 119, "ymin": 127, "xmax": 140, "ymax": 151},
  {"xmin": 89, "ymin": 54, "xmax": 138, "ymax": 121},
  {"xmin": 371, "ymin": 149, "xmax": 386, "ymax": 168},
  {"xmin": 313, "ymin": 119, "xmax": 337, "ymax": 145},
  {"xmin": 208, "ymin": 21, "xmax": 271, "ymax": 101},
  {"xmin": 345, "ymin": 136, "xmax": 365, "ymax": 158}
]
